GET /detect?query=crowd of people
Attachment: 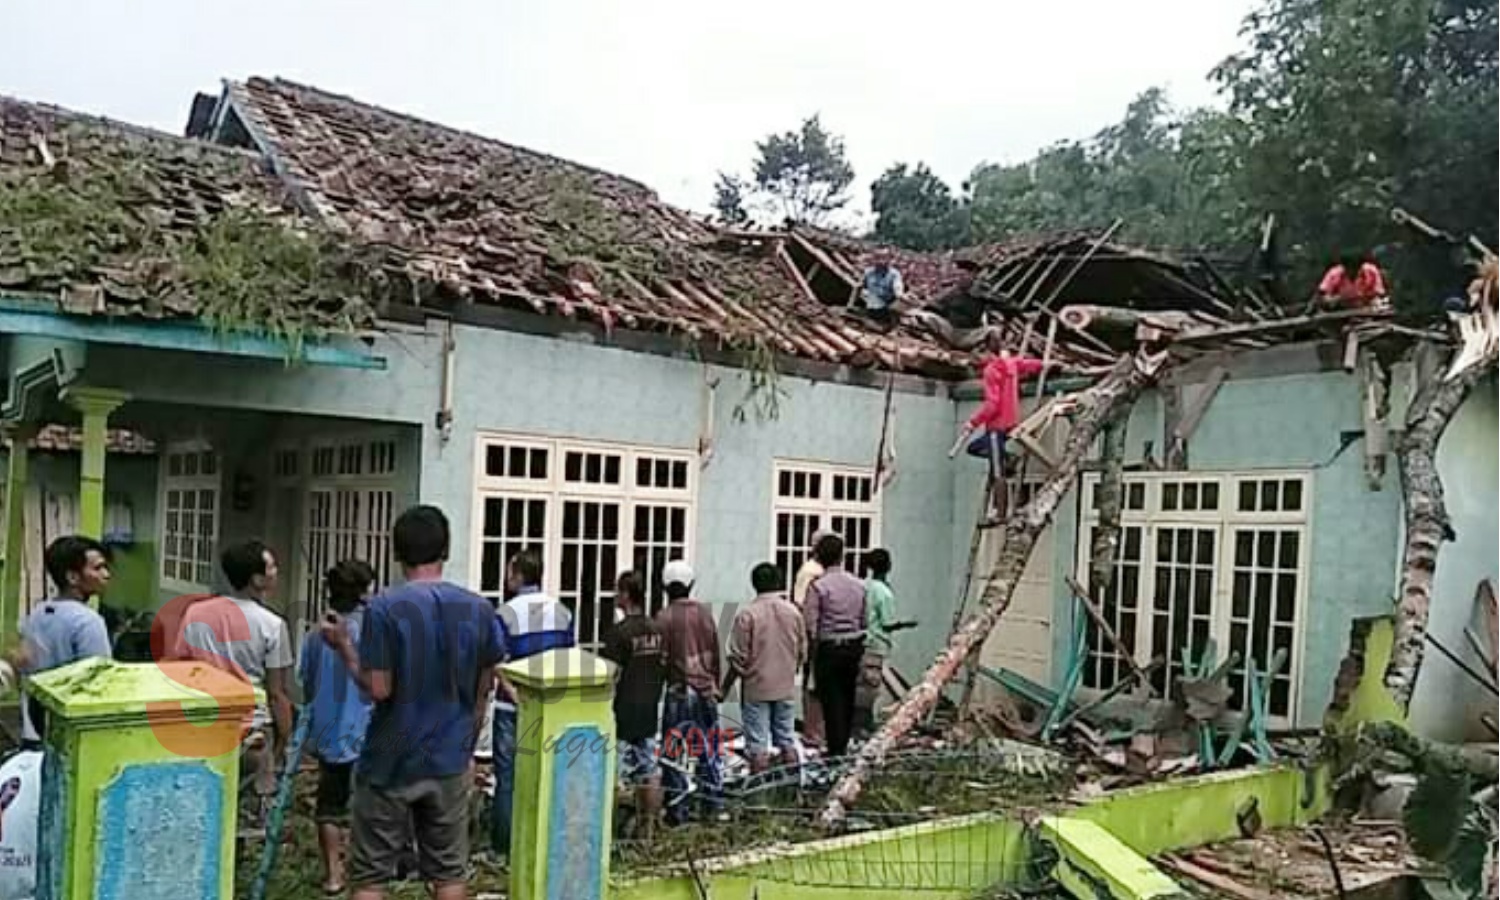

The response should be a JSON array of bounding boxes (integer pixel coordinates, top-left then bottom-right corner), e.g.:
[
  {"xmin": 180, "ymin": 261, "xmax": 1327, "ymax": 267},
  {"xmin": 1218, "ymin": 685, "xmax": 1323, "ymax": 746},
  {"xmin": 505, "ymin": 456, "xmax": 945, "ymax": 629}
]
[{"xmin": 6, "ymin": 507, "xmax": 906, "ymax": 899}]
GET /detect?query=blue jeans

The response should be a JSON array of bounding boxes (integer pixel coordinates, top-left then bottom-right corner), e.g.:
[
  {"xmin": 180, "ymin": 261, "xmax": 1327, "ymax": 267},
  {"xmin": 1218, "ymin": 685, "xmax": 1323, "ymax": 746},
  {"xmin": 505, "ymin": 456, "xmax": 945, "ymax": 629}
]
[
  {"xmin": 660, "ymin": 687, "xmax": 723, "ymax": 824},
  {"xmin": 741, "ymin": 699, "xmax": 797, "ymax": 756},
  {"xmin": 490, "ymin": 702, "xmax": 516, "ymax": 856}
]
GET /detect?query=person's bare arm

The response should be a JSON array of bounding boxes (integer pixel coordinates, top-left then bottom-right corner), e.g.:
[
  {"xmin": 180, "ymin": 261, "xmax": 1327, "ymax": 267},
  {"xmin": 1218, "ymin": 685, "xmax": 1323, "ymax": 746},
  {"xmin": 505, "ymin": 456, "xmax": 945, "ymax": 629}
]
[
  {"xmin": 266, "ymin": 665, "xmax": 293, "ymax": 758},
  {"xmin": 322, "ymin": 620, "xmax": 393, "ymax": 701},
  {"xmin": 475, "ymin": 666, "xmax": 495, "ymax": 727}
]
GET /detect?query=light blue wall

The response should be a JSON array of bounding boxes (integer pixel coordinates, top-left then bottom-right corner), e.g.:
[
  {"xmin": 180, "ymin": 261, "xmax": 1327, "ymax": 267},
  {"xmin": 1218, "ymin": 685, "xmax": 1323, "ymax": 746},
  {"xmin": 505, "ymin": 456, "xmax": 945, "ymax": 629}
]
[{"xmin": 82, "ymin": 322, "xmax": 960, "ymax": 681}]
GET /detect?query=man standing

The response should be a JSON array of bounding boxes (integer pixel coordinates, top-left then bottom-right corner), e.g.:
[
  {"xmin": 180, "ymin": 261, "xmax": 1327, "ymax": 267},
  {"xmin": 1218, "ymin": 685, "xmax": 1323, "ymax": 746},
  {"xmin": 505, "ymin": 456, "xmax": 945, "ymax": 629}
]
[
  {"xmin": 599, "ymin": 571, "xmax": 666, "ymax": 837},
  {"xmin": 492, "ymin": 550, "xmax": 574, "ymax": 856},
  {"xmin": 855, "ymin": 549, "xmax": 913, "ymax": 739},
  {"xmin": 321, "ymin": 505, "xmax": 505, "ymax": 900},
  {"xmin": 803, "ymin": 534, "xmax": 866, "ymax": 759},
  {"xmin": 173, "ymin": 540, "xmax": 294, "ymax": 835},
  {"xmin": 950, "ymin": 336, "xmax": 1051, "ymax": 524},
  {"xmin": 655, "ymin": 560, "xmax": 723, "ymax": 824},
  {"xmin": 299, "ymin": 559, "xmax": 376, "ymax": 896},
  {"xmin": 791, "ymin": 530, "xmax": 833, "ymax": 750},
  {"xmin": 15, "ymin": 536, "xmax": 113, "ymax": 745},
  {"xmin": 726, "ymin": 563, "xmax": 805, "ymax": 774}
]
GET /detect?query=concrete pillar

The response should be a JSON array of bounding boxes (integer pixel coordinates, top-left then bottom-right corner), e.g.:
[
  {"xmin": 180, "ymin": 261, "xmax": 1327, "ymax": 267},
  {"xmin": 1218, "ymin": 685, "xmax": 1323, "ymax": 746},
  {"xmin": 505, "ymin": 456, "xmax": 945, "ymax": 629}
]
[
  {"xmin": 29, "ymin": 657, "xmax": 256, "ymax": 900},
  {"xmin": 1, "ymin": 422, "xmax": 35, "ymax": 640},
  {"xmin": 62, "ymin": 387, "xmax": 128, "ymax": 548},
  {"xmin": 504, "ymin": 647, "xmax": 617, "ymax": 900}
]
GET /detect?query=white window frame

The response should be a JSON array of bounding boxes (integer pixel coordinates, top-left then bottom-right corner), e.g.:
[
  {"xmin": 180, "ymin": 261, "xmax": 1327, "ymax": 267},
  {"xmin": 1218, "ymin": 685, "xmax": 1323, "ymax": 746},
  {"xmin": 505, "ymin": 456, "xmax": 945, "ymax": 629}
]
[
  {"xmin": 298, "ymin": 431, "xmax": 402, "ymax": 623},
  {"xmin": 158, "ymin": 440, "xmax": 222, "ymax": 595},
  {"xmin": 769, "ymin": 459, "xmax": 883, "ymax": 592},
  {"xmin": 470, "ymin": 432, "xmax": 697, "ymax": 649},
  {"xmin": 1076, "ymin": 469, "xmax": 1313, "ymax": 725}
]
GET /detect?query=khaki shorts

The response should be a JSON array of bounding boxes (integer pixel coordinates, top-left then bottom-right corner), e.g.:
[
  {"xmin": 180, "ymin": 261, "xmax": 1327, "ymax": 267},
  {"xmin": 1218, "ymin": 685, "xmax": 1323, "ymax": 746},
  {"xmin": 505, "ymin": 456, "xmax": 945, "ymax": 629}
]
[{"xmin": 349, "ymin": 773, "xmax": 471, "ymax": 888}]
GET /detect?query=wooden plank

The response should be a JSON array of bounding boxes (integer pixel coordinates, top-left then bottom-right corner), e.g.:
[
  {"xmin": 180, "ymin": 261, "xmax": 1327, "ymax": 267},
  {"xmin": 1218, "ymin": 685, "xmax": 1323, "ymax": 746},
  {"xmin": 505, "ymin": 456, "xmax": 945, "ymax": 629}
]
[
  {"xmin": 1171, "ymin": 308, "xmax": 1392, "ymax": 346},
  {"xmin": 1343, "ymin": 329, "xmax": 1360, "ymax": 371},
  {"xmin": 1064, "ymin": 574, "xmax": 1156, "ymax": 695},
  {"xmin": 1013, "ymin": 431, "xmax": 1058, "ymax": 471},
  {"xmin": 1480, "ymin": 579, "xmax": 1499, "ymax": 677},
  {"xmin": 1161, "ymin": 855, "xmax": 1277, "ymax": 900}
]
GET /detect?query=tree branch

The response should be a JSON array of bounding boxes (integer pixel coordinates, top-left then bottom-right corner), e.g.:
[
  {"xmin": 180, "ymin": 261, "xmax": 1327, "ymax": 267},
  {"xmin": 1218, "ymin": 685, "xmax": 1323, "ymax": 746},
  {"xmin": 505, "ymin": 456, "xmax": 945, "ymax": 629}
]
[{"xmin": 1384, "ymin": 340, "xmax": 1498, "ymax": 708}]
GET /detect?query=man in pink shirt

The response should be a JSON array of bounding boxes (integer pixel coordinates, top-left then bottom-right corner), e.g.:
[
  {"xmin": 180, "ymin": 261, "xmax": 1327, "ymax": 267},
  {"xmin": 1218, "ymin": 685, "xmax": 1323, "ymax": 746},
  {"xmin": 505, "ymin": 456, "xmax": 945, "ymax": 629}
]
[
  {"xmin": 950, "ymin": 335, "xmax": 1056, "ymax": 522},
  {"xmin": 1316, "ymin": 252, "xmax": 1388, "ymax": 309}
]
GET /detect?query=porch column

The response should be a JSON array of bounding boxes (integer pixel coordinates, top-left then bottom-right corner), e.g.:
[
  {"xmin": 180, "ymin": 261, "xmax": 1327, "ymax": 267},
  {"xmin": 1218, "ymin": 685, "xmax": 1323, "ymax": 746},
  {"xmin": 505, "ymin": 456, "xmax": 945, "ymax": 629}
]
[
  {"xmin": 61, "ymin": 387, "xmax": 128, "ymax": 542},
  {"xmin": 1, "ymin": 423, "xmax": 36, "ymax": 642}
]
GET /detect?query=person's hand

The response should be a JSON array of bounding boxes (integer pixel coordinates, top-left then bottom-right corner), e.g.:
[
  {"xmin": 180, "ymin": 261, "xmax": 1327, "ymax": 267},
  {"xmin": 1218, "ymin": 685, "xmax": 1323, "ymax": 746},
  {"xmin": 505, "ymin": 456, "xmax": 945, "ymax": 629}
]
[{"xmin": 319, "ymin": 614, "xmax": 348, "ymax": 650}]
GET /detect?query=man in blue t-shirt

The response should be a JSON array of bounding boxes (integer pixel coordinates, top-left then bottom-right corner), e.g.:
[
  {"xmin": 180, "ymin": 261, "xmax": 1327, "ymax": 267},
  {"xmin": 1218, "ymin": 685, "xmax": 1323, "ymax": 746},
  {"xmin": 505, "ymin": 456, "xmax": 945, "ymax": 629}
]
[{"xmin": 320, "ymin": 506, "xmax": 505, "ymax": 900}]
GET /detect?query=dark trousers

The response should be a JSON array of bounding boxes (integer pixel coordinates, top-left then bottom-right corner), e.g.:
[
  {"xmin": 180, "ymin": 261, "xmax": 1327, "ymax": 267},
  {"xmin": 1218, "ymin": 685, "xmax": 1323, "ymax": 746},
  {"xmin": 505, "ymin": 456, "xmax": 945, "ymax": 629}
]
[{"xmin": 812, "ymin": 638, "xmax": 865, "ymax": 758}]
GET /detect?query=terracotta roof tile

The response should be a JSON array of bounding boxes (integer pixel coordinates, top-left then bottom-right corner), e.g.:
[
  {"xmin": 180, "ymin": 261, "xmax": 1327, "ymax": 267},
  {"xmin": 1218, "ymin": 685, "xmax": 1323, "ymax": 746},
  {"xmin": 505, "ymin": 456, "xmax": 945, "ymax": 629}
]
[{"xmin": 226, "ymin": 78, "xmax": 969, "ymax": 376}]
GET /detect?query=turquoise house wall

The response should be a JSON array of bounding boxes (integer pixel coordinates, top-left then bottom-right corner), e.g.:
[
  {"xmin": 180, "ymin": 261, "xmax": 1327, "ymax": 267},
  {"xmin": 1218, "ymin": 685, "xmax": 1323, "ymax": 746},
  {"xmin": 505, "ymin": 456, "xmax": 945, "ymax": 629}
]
[{"xmin": 82, "ymin": 322, "xmax": 960, "ymax": 688}]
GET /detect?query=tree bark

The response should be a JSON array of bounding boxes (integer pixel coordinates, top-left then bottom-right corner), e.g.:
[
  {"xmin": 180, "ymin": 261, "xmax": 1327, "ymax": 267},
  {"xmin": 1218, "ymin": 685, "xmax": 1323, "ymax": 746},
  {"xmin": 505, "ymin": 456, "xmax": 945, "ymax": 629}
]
[
  {"xmin": 818, "ymin": 351, "xmax": 1165, "ymax": 828},
  {"xmin": 1384, "ymin": 341, "xmax": 1497, "ymax": 708},
  {"xmin": 1358, "ymin": 720, "xmax": 1499, "ymax": 782},
  {"xmin": 1088, "ymin": 418, "xmax": 1129, "ymax": 602}
]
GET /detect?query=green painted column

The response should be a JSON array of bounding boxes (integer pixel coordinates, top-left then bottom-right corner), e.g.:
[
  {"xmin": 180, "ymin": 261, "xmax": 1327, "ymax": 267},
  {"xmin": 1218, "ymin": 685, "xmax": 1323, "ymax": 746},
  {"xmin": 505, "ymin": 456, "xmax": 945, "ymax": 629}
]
[
  {"xmin": 61, "ymin": 387, "xmax": 128, "ymax": 545},
  {"xmin": 29, "ymin": 657, "xmax": 258, "ymax": 900},
  {"xmin": 504, "ymin": 647, "xmax": 617, "ymax": 900},
  {"xmin": 1, "ymin": 422, "xmax": 35, "ymax": 643}
]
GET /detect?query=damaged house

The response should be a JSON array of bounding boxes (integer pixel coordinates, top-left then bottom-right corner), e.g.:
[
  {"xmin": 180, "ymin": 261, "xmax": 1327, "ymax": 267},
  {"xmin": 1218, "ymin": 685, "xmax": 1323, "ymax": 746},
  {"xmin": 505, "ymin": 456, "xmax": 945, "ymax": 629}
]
[{"xmin": 0, "ymin": 78, "xmax": 1493, "ymax": 752}]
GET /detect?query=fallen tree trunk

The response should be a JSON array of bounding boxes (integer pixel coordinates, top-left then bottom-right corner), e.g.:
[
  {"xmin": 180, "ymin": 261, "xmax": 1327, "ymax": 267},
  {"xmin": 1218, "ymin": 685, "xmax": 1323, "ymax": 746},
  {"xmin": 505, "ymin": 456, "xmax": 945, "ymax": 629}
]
[
  {"xmin": 1058, "ymin": 304, "xmax": 1220, "ymax": 338},
  {"xmin": 1384, "ymin": 341, "xmax": 1498, "ymax": 709},
  {"xmin": 818, "ymin": 350, "xmax": 1167, "ymax": 827},
  {"xmin": 1358, "ymin": 720, "xmax": 1499, "ymax": 782},
  {"xmin": 1088, "ymin": 418, "xmax": 1129, "ymax": 602}
]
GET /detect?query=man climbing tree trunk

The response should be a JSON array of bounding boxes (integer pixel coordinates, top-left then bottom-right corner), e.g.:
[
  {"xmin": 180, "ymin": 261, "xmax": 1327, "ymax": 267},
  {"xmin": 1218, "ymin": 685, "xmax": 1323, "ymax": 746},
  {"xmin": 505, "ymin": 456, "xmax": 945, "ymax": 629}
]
[
  {"xmin": 819, "ymin": 349, "xmax": 1167, "ymax": 828},
  {"xmin": 1384, "ymin": 340, "xmax": 1498, "ymax": 708}
]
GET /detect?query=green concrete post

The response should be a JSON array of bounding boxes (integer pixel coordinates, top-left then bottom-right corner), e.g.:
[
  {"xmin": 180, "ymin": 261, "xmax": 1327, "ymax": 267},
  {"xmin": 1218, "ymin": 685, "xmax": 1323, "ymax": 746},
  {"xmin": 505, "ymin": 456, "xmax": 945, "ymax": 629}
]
[
  {"xmin": 503, "ymin": 647, "xmax": 617, "ymax": 900},
  {"xmin": 29, "ymin": 657, "xmax": 257, "ymax": 900},
  {"xmin": 61, "ymin": 387, "xmax": 128, "ymax": 546},
  {"xmin": 1, "ymin": 423, "xmax": 34, "ymax": 644}
]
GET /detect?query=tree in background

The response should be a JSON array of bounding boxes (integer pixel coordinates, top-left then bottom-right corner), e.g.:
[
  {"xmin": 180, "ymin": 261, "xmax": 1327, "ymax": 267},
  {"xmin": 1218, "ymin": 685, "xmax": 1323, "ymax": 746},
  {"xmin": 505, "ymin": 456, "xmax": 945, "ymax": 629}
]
[
  {"xmin": 869, "ymin": 163, "xmax": 970, "ymax": 250},
  {"xmin": 1211, "ymin": 0, "xmax": 1498, "ymax": 308},
  {"xmin": 712, "ymin": 115, "xmax": 855, "ymax": 226}
]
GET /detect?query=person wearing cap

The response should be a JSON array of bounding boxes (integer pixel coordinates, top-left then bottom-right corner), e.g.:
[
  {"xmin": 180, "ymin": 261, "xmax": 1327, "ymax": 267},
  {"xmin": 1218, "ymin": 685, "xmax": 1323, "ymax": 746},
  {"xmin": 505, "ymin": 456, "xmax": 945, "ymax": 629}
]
[
  {"xmin": 803, "ymin": 533, "xmax": 866, "ymax": 758},
  {"xmin": 791, "ymin": 530, "xmax": 833, "ymax": 751},
  {"xmin": 654, "ymin": 560, "xmax": 724, "ymax": 825},
  {"xmin": 491, "ymin": 549, "xmax": 575, "ymax": 857}
]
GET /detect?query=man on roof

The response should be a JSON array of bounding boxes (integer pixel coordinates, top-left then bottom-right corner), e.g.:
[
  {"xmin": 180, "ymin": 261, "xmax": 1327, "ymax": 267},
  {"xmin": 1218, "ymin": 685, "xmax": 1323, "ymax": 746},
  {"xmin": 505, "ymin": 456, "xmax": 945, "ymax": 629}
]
[
  {"xmin": 1315, "ymin": 251, "xmax": 1389, "ymax": 310},
  {"xmin": 852, "ymin": 253, "xmax": 905, "ymax": 325}
]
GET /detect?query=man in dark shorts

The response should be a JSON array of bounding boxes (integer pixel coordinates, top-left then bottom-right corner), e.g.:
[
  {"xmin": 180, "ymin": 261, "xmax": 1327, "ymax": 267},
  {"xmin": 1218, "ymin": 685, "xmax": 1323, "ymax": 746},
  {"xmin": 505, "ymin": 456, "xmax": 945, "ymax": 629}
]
[
  {"xmin": 299, "ymin": 559, "xmax": 376, "ymax": 894},
  {"xmin": 320, "ymin": 506, "xmax": 505, "ymax": 900}
]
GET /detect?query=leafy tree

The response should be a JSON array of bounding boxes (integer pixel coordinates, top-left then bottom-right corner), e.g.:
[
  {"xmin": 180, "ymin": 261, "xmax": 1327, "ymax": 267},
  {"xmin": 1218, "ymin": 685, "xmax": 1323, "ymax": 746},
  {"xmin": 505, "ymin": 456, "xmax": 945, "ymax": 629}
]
[
  {"xmin": 869, "ymin": 163, "xmax": 970, "ymax": 250},
  {"xmin": 711, "ymin": 172, "xmax": 749, "ymax": 225},
  {"xmin": 1211, "ymin": 0, "xmax": 1499, "ymax": 307},
  {"xmin": 714, "ymin": 116, "xmax": 855, "ymax": 226}
]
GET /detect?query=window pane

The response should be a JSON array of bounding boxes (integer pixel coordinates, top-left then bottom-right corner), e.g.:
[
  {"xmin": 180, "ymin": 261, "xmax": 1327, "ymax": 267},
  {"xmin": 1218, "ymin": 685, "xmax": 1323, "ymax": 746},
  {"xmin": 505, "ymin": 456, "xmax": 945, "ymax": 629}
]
[
  {"xmin": 1282, "ymin": 479, "xmax": 1302, "ymax": 511},
  {"xmin": 529, "ymin": 448, "xmax": 548, "ymax": 480},
  {"xmin": 672, "ymin": 461, "xmax": 688, "ymax": 489},
  {"xmin": 1256, "ymin": 532, "xmax": 1276, "ymax": 567},
  {"xmin": 1238, "ymin": 481, "xmax": 1256, "ymax": 511},
  {"xmin": 565, "ymin": 452, "xmax": 583, "ymax": 482},
  {"xmin": 1260, "ymin": 480, "xmax": 1278, "ymax": 511},
  {"xmin": 1127, "ymin": 483, "xmax": 1145, "ymax": 510},
  {"xmin": 603, "ymin": 455, "xmax": 621, "ymax": 485},
  {"xmin": 1202, "ymin": 482, "xmax": 1219, "ymax": 510},
  {"xmin": 1162, "ymin": 483, "xmax": 1179, "ymax": 511}
]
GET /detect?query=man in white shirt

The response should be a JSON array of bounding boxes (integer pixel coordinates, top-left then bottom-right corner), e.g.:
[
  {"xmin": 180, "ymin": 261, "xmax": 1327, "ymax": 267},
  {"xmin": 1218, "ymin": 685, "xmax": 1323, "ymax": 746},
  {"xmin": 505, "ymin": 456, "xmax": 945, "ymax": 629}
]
[{"xmin": 172, "ymin": 540, "xmax": 293, "ymax": 834}]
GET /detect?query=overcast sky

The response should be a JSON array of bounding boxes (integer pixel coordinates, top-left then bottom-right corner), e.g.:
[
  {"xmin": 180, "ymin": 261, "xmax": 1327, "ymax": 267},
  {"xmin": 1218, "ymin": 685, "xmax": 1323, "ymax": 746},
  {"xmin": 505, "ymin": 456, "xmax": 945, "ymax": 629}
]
[{"xmin": 2, "ymin": 0, "xmax": 1254, "ymax": 224}]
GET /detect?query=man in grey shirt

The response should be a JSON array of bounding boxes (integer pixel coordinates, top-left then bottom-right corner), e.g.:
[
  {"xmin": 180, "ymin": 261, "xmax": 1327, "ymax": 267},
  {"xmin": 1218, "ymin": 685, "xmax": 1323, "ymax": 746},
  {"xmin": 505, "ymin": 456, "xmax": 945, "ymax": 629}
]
[
  {"xmin": 803, "ymin": 533, "xmax": 866, "ymax": 758},
  {"xmin": 16, "ymin": 536, "xmax": 114, "ymax": 744}
]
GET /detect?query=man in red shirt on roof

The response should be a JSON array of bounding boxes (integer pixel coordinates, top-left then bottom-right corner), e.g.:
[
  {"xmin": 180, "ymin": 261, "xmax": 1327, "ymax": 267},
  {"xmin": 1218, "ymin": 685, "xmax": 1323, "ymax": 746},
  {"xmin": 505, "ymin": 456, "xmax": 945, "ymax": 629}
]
[
  {"xmin": 950, "ymin": 333, "xmax": 1059, "ymax": 523},
  {"xmin": 1315, "ymin": 251, "xmax": 1389, "ymax": 309}
]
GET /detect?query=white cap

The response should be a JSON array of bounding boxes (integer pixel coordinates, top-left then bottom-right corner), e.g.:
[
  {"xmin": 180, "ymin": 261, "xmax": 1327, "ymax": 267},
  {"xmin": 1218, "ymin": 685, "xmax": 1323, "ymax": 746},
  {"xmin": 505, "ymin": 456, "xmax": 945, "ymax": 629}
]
[{"xmin": 662, "ymin": 559, "xmax": 695, "ymax": 588}]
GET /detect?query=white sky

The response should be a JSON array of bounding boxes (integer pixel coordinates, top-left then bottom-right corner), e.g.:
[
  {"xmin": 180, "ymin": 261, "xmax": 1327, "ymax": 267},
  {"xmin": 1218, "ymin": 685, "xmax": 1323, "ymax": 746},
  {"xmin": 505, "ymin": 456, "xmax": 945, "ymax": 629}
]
[{"xmin": 2, "ymin": 0, "xmax": 1254, "ymax": 225}]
